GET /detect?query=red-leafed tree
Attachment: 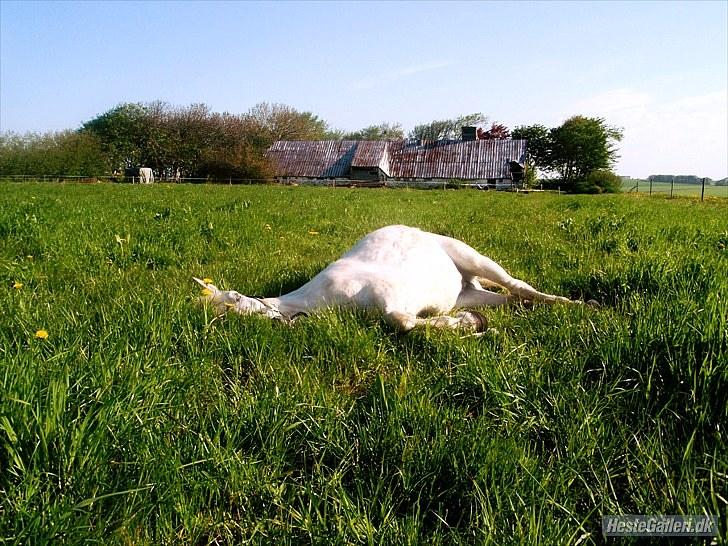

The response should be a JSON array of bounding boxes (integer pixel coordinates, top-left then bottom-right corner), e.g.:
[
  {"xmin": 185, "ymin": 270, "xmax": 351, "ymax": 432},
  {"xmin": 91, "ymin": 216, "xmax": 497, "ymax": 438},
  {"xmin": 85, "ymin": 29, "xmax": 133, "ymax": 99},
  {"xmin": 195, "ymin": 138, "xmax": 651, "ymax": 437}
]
[{"xmin": 478, "ymin": 123, "xmax": 511, "ymax": 140}]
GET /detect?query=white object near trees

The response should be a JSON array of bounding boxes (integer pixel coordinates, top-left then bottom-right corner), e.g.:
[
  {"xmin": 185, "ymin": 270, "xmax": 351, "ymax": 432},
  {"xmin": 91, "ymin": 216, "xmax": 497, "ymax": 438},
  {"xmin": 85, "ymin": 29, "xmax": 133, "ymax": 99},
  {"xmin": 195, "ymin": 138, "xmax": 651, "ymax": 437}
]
[
  {"xmin": 195, "ymin": 225, "xmax": 580, "ymax": 333},
  {"xmin": 139, "ymin": 167, "xmax": 154, "ymax": 184}
]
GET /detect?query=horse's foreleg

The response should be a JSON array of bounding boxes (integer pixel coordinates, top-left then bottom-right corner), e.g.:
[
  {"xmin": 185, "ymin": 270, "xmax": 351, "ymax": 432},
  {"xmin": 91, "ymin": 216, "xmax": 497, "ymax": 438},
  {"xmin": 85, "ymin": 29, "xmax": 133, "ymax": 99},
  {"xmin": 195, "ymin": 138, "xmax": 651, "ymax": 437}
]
[{"xmin": 384, "ymin": 309, "xmax": 487, "ymax": 333}]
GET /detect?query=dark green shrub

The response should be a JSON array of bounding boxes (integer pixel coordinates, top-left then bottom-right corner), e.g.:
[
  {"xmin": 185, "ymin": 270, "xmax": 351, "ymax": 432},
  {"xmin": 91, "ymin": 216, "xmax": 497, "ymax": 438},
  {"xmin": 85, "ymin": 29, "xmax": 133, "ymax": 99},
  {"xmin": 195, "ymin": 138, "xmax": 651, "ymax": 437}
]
[
  {"xmin": 522, "ymin": 162, "xmax": 538, "ymax": 188},
  {"xmin": 574, "ymin": 169, "xmax": 623, "ymax": 194}
]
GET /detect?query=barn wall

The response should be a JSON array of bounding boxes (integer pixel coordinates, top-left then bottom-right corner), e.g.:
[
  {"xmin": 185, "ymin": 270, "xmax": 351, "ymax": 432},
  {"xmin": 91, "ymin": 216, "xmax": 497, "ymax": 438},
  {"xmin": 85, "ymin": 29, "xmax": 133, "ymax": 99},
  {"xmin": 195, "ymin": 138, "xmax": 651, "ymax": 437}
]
[{"xmin": 350, "ymin": 166, "xmax": 384, "ymax": 181}]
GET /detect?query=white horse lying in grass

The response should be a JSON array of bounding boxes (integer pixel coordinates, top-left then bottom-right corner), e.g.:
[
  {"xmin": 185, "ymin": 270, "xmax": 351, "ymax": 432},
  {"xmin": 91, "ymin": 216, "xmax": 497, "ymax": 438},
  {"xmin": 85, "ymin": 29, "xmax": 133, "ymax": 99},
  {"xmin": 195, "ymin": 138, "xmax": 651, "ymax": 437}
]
[{"xmin": 195, "ymin": 224, "xmax": 581, "ymax": 333}]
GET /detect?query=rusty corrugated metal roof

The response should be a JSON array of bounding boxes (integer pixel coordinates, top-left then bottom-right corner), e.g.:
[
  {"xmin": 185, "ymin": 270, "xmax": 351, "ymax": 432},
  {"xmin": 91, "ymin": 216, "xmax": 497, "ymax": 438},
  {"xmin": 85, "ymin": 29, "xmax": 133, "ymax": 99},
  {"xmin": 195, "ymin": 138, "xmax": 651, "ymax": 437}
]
[
  {"xmin": 351, "ymin": 141, "xmax": 391, "ymax": 176},
  {"xmin": 387, "ymin": 139, "xmax": 526, "ymax": 179},
  {"xmin": 265, "ymin": 139, "xmax": 526, "ymax": 180},
  {"xmin": 266, "ymin": 141, "xmax": 359, "ymax": 178}
]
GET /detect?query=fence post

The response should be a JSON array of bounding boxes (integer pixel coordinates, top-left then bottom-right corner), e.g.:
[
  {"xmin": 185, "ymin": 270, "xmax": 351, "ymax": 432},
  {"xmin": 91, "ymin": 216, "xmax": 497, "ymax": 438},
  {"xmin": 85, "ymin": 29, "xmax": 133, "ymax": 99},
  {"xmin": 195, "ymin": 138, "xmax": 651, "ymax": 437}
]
[
  {"xmin": 701, "ymin": 178, "xmax": 705, "ymax": 201},
  {"xmin": 636, "ymin": 179, "xmax": 639, "ymax": 192},
  {"xmin": 670, "ymin": 176, "xmax": 674, "ymax": 198},
  {"xmin": 649, "ymin": 178, "xmax": 652, "ymax": 195}
]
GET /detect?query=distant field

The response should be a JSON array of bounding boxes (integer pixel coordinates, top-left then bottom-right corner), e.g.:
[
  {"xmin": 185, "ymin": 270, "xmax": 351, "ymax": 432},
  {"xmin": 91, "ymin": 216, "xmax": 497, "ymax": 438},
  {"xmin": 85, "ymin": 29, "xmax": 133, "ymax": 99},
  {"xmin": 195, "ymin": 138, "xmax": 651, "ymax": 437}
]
[
  {"xmin": 1, "ymin": 181, "xmax": 726, "ymax": 544},
  {"xmin": 622, "ymin": 178, "xmax": 728, "ymax": 198}
]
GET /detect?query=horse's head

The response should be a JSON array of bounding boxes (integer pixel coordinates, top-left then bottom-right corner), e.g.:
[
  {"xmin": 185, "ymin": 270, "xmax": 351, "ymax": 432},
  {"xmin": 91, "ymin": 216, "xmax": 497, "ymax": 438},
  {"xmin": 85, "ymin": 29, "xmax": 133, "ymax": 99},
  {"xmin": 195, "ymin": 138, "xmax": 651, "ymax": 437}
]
[{"xmin": 193, "ymin": 277, "xmax": 283, "ymax": 319}]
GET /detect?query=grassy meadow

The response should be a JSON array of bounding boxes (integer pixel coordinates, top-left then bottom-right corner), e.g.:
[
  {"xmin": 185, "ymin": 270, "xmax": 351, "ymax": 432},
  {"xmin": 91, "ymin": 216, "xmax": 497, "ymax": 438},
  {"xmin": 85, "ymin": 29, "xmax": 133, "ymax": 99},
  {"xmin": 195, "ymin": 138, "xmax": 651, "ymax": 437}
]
[
  {"xmin": 1, "ymin": 181, "xmax": 726, "ymax": 544},
  {"xmin": 621, "ymin": 179, "xmax": 728, "ymax": 199}
]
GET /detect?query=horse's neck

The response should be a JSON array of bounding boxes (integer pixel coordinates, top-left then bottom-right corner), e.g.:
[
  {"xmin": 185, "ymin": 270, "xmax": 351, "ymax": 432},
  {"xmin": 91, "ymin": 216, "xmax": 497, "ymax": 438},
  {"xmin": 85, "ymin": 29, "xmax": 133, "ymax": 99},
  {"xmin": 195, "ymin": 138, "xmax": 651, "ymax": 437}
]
[{"xmin": 263, "ymin": 294, "xmax": 312, "ymax": 318}]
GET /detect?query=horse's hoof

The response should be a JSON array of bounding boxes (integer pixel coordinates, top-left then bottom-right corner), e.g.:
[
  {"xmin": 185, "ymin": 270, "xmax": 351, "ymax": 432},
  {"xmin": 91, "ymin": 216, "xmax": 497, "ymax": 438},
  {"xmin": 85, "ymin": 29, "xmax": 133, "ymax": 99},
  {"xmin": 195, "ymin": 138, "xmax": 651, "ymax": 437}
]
[{"xmin": 456, "ymin": 310, "xmax": 488, "ymax": 332}]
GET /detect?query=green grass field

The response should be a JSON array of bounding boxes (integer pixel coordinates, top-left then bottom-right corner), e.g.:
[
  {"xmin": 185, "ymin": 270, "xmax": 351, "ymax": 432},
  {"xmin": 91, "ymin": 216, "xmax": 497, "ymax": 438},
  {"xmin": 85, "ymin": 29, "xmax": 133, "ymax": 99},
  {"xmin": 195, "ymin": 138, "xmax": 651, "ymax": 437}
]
[
  {"xmin": 1, "ymin": 182, "xmax": 726, "ymax": 544},
  {"xmin": 622, "ymin": 179, "xmax": 728, "ymax": 199}
]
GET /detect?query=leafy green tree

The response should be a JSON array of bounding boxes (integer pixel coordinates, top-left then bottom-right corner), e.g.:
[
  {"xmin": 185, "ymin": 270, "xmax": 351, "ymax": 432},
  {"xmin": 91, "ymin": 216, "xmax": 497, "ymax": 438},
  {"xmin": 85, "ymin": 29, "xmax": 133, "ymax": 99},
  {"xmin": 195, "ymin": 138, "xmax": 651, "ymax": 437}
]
[
  {"xmin": 512, "ymin": 124, "xmax": 551, "ymax": 171},
  {"xmin": 0, "ymin": 131, "xmax": 109, "ymax": 176},
  {"xmin": 522, "ymin": 163, "xmax": 538, "ymax": 188},
  {"xmin": 343, "ymin": 122, "xmax": 404, "ymax": 141},
  {"xmin": 163, "ymin": 103, "xmax": 220, "ymax": 177},
  {"xmin": 81, "ymin": 101, "xmax": 282, "ymax": 179},
  {"xmin": 199, "ymin": 140, "xmax": 273, "ymax": 180},
  {"xmin": 56, "ymin": 131, "xmax": 111, "ymax": 175},
  {"xmin": 548, "ymin": 116, "xmax": 623, "ymax": 183},
  {"xmin": 244, "ymin": 102, "xmax": 332, "ymax": 145},
  {"xmin": 0, "ymin": 133, "xmax": 28, "ymax": 174},
  {"xmin": 82, "ymin": 103, "xmax": 150, "ymax": 170},
  {"xmin": 513, "ymin": 118, "xmax": 623, "ymax": 192},
  {"xmin": 322, "ymin": 127, "xmax": 346, "ymax": 140},
  {"xmin": 409, "ymin": 113, "xmax": 488, "ymax": 141}
]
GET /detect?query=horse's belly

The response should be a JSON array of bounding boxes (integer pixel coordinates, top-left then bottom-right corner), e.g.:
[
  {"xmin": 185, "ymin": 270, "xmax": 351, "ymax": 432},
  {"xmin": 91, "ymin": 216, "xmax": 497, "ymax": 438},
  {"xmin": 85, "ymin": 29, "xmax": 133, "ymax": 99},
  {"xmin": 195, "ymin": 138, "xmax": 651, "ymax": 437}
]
[{"xmin": 326, "ymin": 255, "xmax": 463, "ymax": 316}]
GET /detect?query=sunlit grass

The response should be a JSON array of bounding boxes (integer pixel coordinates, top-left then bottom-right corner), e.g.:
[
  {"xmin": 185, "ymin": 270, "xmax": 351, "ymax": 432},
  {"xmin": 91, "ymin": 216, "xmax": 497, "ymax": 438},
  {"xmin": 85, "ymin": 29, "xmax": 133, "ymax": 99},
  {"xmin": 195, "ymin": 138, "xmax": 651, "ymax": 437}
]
[
  {"xmin": 1, "ymin": 181, "xmax": 726, "ymax": 544},
  {"xmin": 622, "ymin": 179, "xmax": 728, "ymax": 198}
]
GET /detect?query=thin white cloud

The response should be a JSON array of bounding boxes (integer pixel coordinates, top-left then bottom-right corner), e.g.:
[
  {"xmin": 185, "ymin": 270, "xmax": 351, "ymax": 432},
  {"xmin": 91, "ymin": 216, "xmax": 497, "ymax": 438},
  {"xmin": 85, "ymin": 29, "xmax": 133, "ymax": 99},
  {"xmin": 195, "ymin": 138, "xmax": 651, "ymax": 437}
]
[
  {"xmin": 565, "ymin": 88, "xmax": 728, "ymax": 179},
  {"xmin": 348, "ymin": 61, "xmax": 453, "ymax": 91},
  {"xmin": 572, "ymin": 88, "xmax": 652, "ymax": 116}
]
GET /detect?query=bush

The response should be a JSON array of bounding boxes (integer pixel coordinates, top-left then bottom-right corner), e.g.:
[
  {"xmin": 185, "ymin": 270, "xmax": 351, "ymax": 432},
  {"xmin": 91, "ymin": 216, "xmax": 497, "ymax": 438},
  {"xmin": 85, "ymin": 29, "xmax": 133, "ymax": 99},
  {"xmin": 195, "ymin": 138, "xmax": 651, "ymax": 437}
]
[
  {"xmin": 0, "ymin": 131, "xmax": 110, "ymax": 176},
  {"xmin": 522, "ymin": 162, "xmax": 538, "ymax": 188},
  {"xmin": 574, "ymin": 169, "xmax": 622, "ymax": 194}
]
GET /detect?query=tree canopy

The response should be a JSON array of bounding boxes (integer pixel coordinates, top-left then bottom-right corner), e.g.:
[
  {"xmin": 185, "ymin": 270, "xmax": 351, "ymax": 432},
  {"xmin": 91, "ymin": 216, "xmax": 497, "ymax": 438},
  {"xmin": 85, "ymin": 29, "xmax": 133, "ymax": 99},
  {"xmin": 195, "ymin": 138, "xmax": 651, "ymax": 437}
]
[
  {"xmin": 512, "ymin": 124, "xmax": 550, "ymax": 169},
  {"xmin": 478, "ymin": 123, "xmax": 511, "ymax": 140},
  {"xmin": 0, "ymin": 131, "xmax": 109, "ymax": 177},
  {"xmin": 244, "ymin": 102, "xmax": 335, "ymax": 144},
  {"xmin": 409, "ymin": 113, "xmax": 488, "ymax": 141},
  {"xmin": 342, "ymin": 122, "xmax": 404, "ymax": 141},
  {"xmin": 79, "ymin": 101, "xmax": 338, "ymax": 179},
  {"xmin": 549, "ymin": 116, "xmax": 623, "ymax": 182},
  {"xmin": 1, "ymin": 103, "xmax": 625, "ymax": 193},
  {"xmin": 513, "ymin": 117, "xmax": 623, "ymax": 192}
]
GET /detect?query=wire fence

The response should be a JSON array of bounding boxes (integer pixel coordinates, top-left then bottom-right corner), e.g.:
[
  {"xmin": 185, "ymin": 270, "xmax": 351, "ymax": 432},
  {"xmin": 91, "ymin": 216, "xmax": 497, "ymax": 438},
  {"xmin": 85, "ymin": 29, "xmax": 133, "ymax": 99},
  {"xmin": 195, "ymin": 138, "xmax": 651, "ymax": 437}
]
[
  {"xmin": 622, "ymin": 178, "xmax": 727, "ymax": 200},
  {"xmin": 2, "ymin": 174, "xmax": 725, "ymax": 199},
  {"xmin": 0, "ymin": 174, "xmax": 270, "ymax": 185},
  {"xmin": 0, "ymin": 174, "xmax": 526, "ymax": 191}
]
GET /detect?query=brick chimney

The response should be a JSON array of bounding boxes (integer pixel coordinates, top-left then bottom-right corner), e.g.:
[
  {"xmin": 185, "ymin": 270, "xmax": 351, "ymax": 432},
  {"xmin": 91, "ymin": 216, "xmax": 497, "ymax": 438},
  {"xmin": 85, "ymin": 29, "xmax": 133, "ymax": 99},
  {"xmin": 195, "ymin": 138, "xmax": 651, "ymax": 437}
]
[{"xmin": 461, "ymin": 126, "xmax": 477, "ymax": 141}]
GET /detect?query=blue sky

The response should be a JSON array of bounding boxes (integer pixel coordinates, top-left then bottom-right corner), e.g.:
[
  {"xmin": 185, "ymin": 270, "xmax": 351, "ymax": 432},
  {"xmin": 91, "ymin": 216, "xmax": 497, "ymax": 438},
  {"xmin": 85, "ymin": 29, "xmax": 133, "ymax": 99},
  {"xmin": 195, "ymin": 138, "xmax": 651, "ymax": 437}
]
[{"xmin": 1, "ymin": 0, "xmax": 726, "ymax": 178}]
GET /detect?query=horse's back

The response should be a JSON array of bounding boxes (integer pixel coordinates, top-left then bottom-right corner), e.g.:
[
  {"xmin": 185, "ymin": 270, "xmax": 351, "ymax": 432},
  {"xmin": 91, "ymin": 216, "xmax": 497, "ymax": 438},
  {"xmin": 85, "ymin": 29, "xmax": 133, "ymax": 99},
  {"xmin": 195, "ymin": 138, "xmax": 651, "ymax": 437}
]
[{"xmin": 331, "ymin": 225, "xmax": 463, "ymax": 315}]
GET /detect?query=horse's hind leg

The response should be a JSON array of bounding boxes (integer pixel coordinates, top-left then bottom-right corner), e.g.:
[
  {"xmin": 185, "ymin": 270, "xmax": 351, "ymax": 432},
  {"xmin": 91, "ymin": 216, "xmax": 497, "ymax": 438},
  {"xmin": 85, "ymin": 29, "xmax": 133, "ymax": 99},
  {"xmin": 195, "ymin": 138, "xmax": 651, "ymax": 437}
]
[
  {"xmin": 436, "ymin": 235, "xmax": 574, "ymax": 304},
  {"xmin": 455, "ymin": 285, "xmax": 515, "ymax": 308}
]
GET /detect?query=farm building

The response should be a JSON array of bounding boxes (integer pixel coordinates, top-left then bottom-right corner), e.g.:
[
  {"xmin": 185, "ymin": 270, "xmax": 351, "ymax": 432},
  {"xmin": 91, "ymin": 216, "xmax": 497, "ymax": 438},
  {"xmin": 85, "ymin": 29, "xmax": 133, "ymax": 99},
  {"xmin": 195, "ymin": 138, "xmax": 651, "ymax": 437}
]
[{"xmin": 265, "ymin": 131, "xmax": 527, "ymax": 186}]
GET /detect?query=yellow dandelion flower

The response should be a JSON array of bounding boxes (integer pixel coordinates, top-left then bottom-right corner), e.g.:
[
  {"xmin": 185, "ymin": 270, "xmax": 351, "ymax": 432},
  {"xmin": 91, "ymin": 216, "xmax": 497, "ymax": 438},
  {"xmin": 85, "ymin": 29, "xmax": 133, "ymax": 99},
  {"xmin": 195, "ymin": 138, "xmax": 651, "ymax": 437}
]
[
  {"xmin": 35, "ymin": 329, "xmax": 49, "ymax": 340},
  {"xmin": 202, "ymin": 278, "xmax": 213, "ymax": 284},
  {"xmin": 308, "ymin": 230, "xmax": 319, "ymax": 235},
  {"xmin": 201, "ymin": 288, "xmax": 213, "ymax": 297},
  {"xmin": 13, "ymin": 282, "xmax": 23, "ymax": 289}
]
